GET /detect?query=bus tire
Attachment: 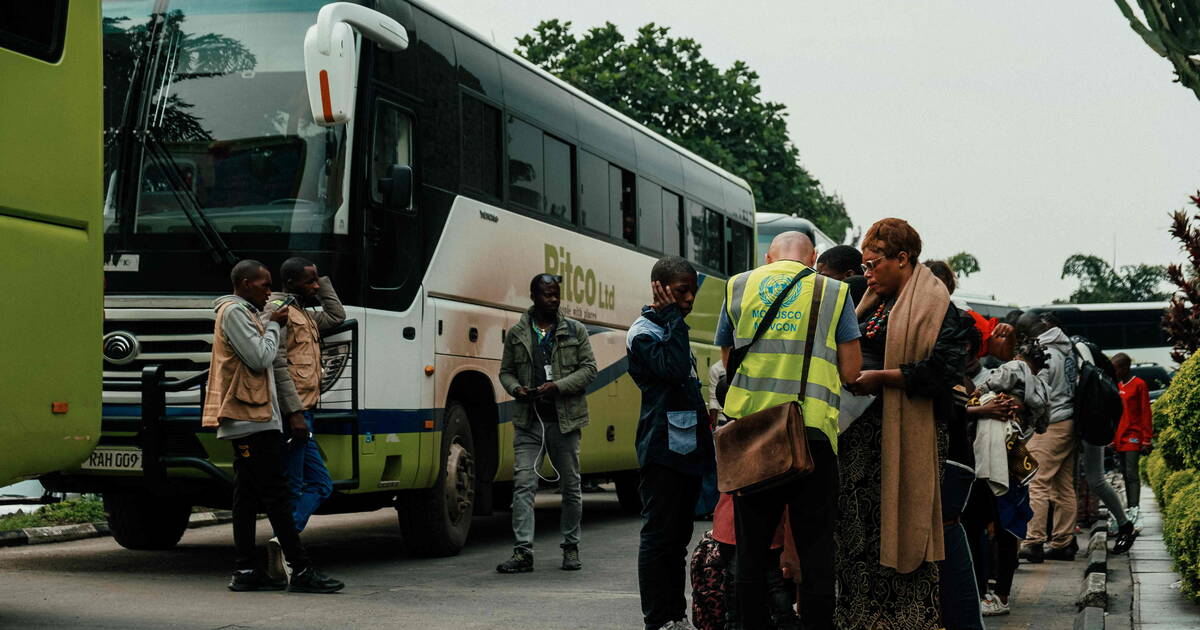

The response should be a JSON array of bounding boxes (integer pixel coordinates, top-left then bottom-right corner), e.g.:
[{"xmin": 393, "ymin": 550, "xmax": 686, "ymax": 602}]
[
  {"xmin": 103, "ymin": 492, "xmax": 191, "ymax": 550},
  {"xmin": 397, "ymin": 401, "xmax": 476, "ymax": 557},
  {"xmin": 613, "ymin": 471, "xmax": 642, "ymax": 515}
]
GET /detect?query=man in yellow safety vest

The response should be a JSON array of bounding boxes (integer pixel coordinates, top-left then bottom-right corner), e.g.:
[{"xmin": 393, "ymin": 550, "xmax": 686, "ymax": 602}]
[{"xmin": 715, "ymin": 231, "xmax": 862, "ymax": 630}]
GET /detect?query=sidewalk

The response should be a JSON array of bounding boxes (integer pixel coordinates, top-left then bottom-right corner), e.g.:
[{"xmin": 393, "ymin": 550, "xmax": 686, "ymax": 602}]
[
  {"xmin": 983, "ymin": 528, "xmax": 1103, "ymax": 630},
  {"xmin": 1130, "ymin": 486, "xmax": 1200, "ymax": 629}
]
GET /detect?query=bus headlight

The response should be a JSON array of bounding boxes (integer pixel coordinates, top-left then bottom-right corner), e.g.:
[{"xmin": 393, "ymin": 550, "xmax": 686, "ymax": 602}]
[{"xmin": 320, "ymin": 342, "xmax": 351, "ymax": 393}]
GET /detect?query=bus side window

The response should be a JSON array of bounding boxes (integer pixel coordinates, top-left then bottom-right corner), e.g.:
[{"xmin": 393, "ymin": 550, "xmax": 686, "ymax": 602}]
[
  {"xmin": 662, "ymin": 189, "xmax": 683, "ymax": 256},
  {"xmin": 727, "ymin": 220, "xmax": 752, "ymax": 274},
  {"xmin": 610, "ymin": 165, "xmax": 636, "ymax": 245},
  {"xmin": 638, "ymin": 177, "xmax": 663, "ymax": 253},
  {"xmin": 0, "ymin": 1, "xmax": 68, "ymax": 62},
  {"xmin": 371, "ymin": 103, "xmax": 413, "ymax": 208}
]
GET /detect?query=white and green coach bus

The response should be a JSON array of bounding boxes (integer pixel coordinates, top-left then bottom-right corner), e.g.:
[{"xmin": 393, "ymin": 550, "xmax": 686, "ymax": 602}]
[{"xmin": 47, "ymin": 0, "xmax": 756, "ymax": 555}]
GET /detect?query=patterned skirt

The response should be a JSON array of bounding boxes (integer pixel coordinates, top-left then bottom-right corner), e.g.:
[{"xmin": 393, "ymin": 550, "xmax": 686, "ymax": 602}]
[{"xmin": 834, "ymin": 404, "xmax": 944, "ymax": 630}]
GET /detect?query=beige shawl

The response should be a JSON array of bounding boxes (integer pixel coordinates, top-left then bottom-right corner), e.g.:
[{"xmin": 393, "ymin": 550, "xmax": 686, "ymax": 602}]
[{"xmin": 856, "ymin": 264, "xmax": 949, "ymax": 573}]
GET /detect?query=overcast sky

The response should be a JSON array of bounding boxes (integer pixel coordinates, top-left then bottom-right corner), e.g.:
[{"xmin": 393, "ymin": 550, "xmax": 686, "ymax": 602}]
[{"xmin": 436, "ymin": 0, "xmax": 1200, "ymax": 306}]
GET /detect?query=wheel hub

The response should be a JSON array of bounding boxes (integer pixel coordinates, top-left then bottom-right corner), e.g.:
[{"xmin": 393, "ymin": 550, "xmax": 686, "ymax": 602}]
[{"xmin": 443, "ymin": 439, "xmax": 475, "ymax": 523}]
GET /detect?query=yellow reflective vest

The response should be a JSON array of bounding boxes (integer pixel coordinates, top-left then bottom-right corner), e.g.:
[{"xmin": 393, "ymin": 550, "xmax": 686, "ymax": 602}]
[{"xmin": 722, "ymin": 260, "xmax": 849, "ymax": 451}]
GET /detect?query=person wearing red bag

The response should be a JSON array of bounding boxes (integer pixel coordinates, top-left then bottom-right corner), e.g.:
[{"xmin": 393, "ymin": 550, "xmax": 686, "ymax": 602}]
[{"xmin": 1112, "ymin": 353, "xmax": 1153, "ymax": 532}]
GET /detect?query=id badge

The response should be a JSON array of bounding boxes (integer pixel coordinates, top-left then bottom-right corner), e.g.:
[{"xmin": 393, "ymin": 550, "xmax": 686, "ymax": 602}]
[{"xmin": 544, "ymin": 365, "xmax": 554, "ymax": 381}]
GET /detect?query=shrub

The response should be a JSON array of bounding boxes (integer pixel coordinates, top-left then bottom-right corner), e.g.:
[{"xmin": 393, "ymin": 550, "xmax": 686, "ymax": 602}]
[
  {"xmin": 1144, "ymin": 450, "xmax": 1169, "ymax": 498},
  {"xmin": 0, "ymin": 497, "xmax": 106, "ymax": 531},
  {"xmin": 1164, "ymin": 470, "xmax": 1198, "ymax": 507},
  {"xmin": 1163, "ymin": 479, "xmax": 1200, "ymax": 602},
  {"xmin": 1153, "ymin": 353, "xmax": 1200, "ymax": 470}
]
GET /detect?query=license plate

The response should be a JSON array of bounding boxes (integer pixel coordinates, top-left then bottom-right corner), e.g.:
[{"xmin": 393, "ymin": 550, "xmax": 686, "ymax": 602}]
[{"xmin": 81, "ymin": 448, "xmax": 143, "ymax": 471}]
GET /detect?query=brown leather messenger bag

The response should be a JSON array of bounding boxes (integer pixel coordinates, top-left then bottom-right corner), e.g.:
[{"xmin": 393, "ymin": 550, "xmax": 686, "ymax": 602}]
[{"xmin": 714, "ymin": 271, "xmax": 825, "ymax": 495}]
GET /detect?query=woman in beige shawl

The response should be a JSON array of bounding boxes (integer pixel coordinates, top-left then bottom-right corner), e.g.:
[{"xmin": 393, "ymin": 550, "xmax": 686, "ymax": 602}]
[{"xmin": 837, "ymin": 218, "xmax": 967, "ymax": 630}]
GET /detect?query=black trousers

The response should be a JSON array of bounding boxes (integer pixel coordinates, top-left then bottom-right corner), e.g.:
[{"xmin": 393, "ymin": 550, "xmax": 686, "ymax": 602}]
[
  {"xmin": 231, "ymin": 430, "xmax": 309, "ymax": 571},
  {"xmin": 638, "ymin": 463, "xmax": 702, "ymax": 630},
  {"xmin": 733, "ymin": 439, "xmax": 838, "ymax": 630}
]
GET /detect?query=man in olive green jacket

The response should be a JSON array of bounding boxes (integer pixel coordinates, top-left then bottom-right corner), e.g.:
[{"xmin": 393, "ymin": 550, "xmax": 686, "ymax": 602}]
[{"xmin": 497, "ymin": 274, "xmax": 597, "ymax": 573}]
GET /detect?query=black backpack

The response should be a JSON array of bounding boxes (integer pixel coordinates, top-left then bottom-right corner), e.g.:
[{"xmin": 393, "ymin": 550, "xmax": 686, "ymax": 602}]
[{"xmin": 1070, "ymin": 337, "xmax": 1122, "ymax": 446}]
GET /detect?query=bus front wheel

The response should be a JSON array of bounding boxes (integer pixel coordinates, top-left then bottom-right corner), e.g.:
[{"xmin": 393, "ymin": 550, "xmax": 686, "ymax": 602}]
[
  {"xmin": 397, "ymin": 401, "xmax": 476, "ymax": 557},
  {"xmin": 103, "ymin": 492, "xmax": 191, "ymax": 550}
]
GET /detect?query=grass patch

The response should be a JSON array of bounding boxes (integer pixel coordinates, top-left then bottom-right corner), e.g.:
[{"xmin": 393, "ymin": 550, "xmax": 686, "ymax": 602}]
[{"xmin": 0, "ymin": 497, "xmax": 106, "ymax": 531}]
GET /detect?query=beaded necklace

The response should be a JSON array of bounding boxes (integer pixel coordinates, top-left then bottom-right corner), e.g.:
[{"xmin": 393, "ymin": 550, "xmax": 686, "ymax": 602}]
[{"xmin": 864, "ymin": 302, "xmax": 891, "ymax": 339}]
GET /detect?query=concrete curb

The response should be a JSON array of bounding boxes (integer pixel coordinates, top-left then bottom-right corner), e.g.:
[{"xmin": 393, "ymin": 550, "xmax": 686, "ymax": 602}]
[
  {"xmin": 1074, "ymin": 524, "xmax": 1113, "ymax": 628},
  {"xmin": 0, "ymin": 510, "xmax": 232, "ymax": 548}
]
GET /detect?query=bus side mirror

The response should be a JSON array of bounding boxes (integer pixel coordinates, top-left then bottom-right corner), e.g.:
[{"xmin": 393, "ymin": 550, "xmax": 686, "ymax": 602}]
[
  {"xmin": 378, "ymin": 164, "xmax": 413, "ymax": 212},
  {"xmin": 304, "ymin": 3, "xmax": 408, "ymax": 127}
]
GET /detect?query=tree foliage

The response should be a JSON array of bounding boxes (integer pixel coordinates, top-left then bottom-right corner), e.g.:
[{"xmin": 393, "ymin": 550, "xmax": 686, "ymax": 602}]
[
  {"xmin": 946, "ymin": 252, "xmax": 981, "ymax": 278},
  {"xmin": 515, "ymin": 20, "xmax": 851, "ymax": 239},
  {"xmin": 1059, "ymin": 253, "xmax": 1168, "ymax": 304},
  {"xmin": 1164, "ymin": 193, "xmax": 1200, "ymax": 362}
]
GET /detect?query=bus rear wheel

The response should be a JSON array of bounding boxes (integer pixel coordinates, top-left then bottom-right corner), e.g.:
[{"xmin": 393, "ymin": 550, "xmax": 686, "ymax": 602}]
[
  {"xmin": 103, "ymin": 492, "xmax": 191, "ymax": 550},
  {"xmin": 397, "ymin": 401, "xmax": 475, "ymax": 557}
]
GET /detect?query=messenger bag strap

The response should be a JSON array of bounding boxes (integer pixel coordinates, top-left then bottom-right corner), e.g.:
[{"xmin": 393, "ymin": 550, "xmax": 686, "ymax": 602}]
[
  {"xmin": 797, "ymin": 274, "xmax": 825, "ymax": 401},
  {"xmin": 726, "ymin": 267, "xmax": 814, "ymax": 378}
]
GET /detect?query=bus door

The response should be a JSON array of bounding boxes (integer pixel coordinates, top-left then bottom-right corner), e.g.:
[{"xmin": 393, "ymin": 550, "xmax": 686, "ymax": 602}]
[{"xmin": 362, "ymin": 96, "xmax": 418, "ymax": 312}]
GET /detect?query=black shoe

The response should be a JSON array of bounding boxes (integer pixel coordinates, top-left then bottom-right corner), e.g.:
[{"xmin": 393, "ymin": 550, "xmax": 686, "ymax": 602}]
[
  {"xmin": 228, "ymin": 569, "xmax": 287, "ymax": 592},
  {"xmin": 497, "ymin": 548, "xmax": 534, "ymax": 573},
  {"xmin": 1112, "ymin": 522, "xmax": 1138, "ymax": 555},
  {"xmin": 288, "ymin": 567, "xmax": 345, "ymax": 594},
  {"xmin": 1044, "ymin": 544, "xmax": 1077, "ymax": 561},
  {"xmin": 561, "ymin": 544, "xmax": 581, "ymax": 571},
  {"xmin": 1019, "ymin": 543, "xmax": 1044, "ymax": 564}
]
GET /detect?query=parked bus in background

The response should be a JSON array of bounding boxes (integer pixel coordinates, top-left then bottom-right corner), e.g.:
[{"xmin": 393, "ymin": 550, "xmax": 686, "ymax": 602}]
[
  {"xmin": 1025, "ymin": 302, "xmax": 1174, "ymax": 369},
  {"xmin": 756, "ymin": 212, "xmax": 837, "ymax": 262},
  {"xmin": 953, "ymin": 290, "xmax": 1020, "ymax": 320},
  {"xmin": 46, "ymin": 0, "xmax": 756, "ymax": 555},
  {"xmin": 0, "ymin": 3, "xmax": 104, "ymax": 486}
]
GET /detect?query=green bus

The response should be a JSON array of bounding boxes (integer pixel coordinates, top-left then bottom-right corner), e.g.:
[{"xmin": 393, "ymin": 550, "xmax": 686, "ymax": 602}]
[{"xmin": 0, "ymin": 2, "xmax": 104, "ymax": 486}]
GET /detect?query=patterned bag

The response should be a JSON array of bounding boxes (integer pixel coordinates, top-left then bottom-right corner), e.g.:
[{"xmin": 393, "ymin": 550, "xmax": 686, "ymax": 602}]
[{"xmin": 690, "ymin": 531, "xmax": 729, "ymax": 630}]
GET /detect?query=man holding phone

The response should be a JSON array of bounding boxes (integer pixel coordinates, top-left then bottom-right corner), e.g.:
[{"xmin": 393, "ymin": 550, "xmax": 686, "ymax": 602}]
[
  {"xmin": 497, "ymin": 274, "xmax": 598, "ymax": 573},
  {"xmin": 262, "ymin": 257, "xmax": 346, "ymax": 578}
]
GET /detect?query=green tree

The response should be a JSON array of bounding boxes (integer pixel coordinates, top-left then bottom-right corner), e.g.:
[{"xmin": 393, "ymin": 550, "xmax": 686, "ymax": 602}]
[
  {"xmin": 1060, "ymin": 253, "xmax": 1168, "ymax": 303},
  {"xmin": 1115, "ymin": 0, "xmax": 1200, "ymax": 102},
  {"xmin": 515, "ymin": 20, "xmax": 851, "ymax": 239},
  {"xmin": 1165, "ymin": 194, "xmax": 1200, "ymax": 362},
  {"xmin": 947, "ymin": 252, "xmax": 981, "ymax": 278}
]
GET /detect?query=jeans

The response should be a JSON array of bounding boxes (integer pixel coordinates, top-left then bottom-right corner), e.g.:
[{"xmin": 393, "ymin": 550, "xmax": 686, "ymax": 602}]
[
  {"xmin": 511, "ymin": 422, "xmax": 581, "ymax": 550},
  {"xmin": 638, "ymin": 463, "xmax": 701, "ymax": 630},
  {"xmin": 940, "ymin": 461, "xmax": 984, "ymax": 630},
  {"xmin": 231, "ymin": 430, "xmax": 309, "ymax": 572},
  {"xmin": 733, "ymin": 439, "xmax": 838, "ymax": 630},
  {"xmin": 1120, "ymin": 451, "xmax": 1142, "ymax": 509},
  {"xmin": 285, "ymin": 411, "xmax": 333, "ymax": 532},
  {"xmin": 1082, "ymin": 441, "xmax": 1128, "ymax": 527}
]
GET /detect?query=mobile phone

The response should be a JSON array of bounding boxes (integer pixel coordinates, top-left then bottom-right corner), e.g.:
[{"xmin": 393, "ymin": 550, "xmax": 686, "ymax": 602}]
[{"xmin": 278, "ymin": 295, "xmax": 297, "ymax": 309}]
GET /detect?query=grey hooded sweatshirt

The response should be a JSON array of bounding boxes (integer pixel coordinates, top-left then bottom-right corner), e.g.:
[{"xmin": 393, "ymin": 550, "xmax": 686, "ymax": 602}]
[
  {"xmin": 1036, "ymin": 327, "xmax": 1077, "ymax": 425},
  {"xmin": 211, "ymin": 295, "xmax": 284, "ymax": 440}
]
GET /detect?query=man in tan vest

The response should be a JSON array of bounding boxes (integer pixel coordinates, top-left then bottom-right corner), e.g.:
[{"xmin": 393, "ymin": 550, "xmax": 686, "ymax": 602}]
[
  {"xmin": 202, "ymin": 259, "xmax": 343, "ymax": 594},
  {"xmin": 263, "ymin": 257, "xmax": 345, "ymax": 577}
]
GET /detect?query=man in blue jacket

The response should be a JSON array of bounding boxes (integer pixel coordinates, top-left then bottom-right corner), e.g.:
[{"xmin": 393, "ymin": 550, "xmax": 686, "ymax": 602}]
[{"xmin": 627, "ymin": 256, "xmax": 715, "ymax": 630}]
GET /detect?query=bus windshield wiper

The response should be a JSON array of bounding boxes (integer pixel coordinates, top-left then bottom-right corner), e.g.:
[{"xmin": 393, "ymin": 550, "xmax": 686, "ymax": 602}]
[{"xmin": 141, "ymin": 131, "xmax": 237, "ymax": 266}]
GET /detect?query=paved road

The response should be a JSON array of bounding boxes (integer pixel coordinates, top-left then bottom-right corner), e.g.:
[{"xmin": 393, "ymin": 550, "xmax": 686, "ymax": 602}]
[{"xmin": 0, "ymin": 491, "xmax": 667, "ymax": 630}]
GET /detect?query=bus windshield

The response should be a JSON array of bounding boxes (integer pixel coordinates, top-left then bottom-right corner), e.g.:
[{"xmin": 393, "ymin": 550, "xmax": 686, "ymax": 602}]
[{"xmin": 102, "ymin": 0, "xmax": 345, "ymax": 238}]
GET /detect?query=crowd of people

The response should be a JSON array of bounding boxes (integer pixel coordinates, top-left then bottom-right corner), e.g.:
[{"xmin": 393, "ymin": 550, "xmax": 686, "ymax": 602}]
[
  {"xmin": 198, "ymin": 216, "xmax": 1154, "ymax": 630},
  {"xmin": 625, "ymin": 217, "xmax": 1154, "ymax": 630}
]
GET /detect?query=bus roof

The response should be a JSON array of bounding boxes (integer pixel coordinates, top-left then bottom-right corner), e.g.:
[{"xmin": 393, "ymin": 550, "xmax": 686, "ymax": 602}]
[
  {"xmin": 408, "ymin": 0, "xmax": 754, "ymax": 199},
  {"xmin": 1025, "ymin": 302, "xmax": 1169, "ymax": 312}
]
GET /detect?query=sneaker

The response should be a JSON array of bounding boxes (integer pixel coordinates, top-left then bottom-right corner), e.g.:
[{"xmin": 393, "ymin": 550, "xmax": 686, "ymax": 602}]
[
  {"xmin": 1108, "ymin": 517, "xmax": 1120, "ymax": 535},
  {"xmin": 1112, "ymin": 521, "xmax": 1139, "ymax": 555},
  {"xmin": 1019, "ymin": 543, "xmax": 1044, "ymax": 564},
  {"xmin": 265, "ymin": 536, "xmax": 291, "ymax": 582},
  {"xmin": 980, "ymin": 593, "xmax": 1010, "ymax": 616},
  {"xmin": 1045, "ymin": 544, "xmax": 1077, "ymax": 561},
  {"xmin": 496, "ymin": 548, "xmax": 534, "ymax": 573},
  {"xmin": 228, "ymin": 569, "xmax": 287, "ymax": 592},
  {"xmin": 1129, "ymin": 506, "xmax": 1143, "ymax": 533},
  {"xmin": 288, "ymin": 567, "xmax": 345, "ymax": 594},
  {"xmin": 561, "ymin": 545, "xmax": 581, "ymax": 571},
  {"xmin": 656, "ymin": 619, "xmax": 697, "ymax": 630}
]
